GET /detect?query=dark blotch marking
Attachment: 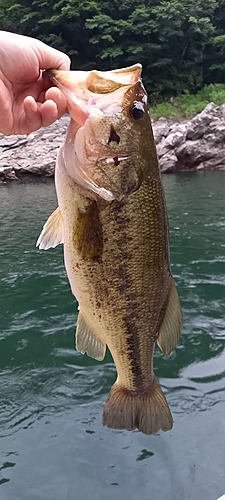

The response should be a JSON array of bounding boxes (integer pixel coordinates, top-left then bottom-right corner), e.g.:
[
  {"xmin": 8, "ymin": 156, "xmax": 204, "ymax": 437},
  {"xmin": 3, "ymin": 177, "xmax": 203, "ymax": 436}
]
[
  {"xmin": 112, "ymin": 200, "xmax": 124, "ymax": 216},
  {"xmin": 112, "ymin": 199, "xmax": 143, "ymax": 387},
  {"xmin": 113, "ymin": 157, "xmax": 120, "ymax": 166},
  {"xmin": 115, "ymin": 264, "xmax": 132, "ymax": 291},
  {"xmin": 112, "ymin": 200, "xmax": 132, "ymax": 243},
  {"xmin": 112, "ymin": 201, "xmax": 130, "ymax": 227},
  {"xmin": 108, "ymin": 125, "xmax": 120, "ymax": 145},
  {"xmin": 124, "ymin": 307, "xmax": 143, "ymax": 389}
]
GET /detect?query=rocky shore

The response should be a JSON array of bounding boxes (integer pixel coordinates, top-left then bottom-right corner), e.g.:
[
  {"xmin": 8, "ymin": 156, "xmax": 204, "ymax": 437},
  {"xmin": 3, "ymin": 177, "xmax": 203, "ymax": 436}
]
[
  {"xmin": 1, "ymin": 102, "xmax": 225, "ymax": 182},
  {"xmin": 155, "ymin": 102, "xmax": 225, "ymax": 172}
]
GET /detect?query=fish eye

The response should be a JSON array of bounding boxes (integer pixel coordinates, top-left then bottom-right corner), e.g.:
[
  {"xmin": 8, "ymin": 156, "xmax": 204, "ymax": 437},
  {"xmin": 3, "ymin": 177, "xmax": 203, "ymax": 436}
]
[{"xmin": 129, "ymin": 102, "xmax": 145, "ymax": 120}]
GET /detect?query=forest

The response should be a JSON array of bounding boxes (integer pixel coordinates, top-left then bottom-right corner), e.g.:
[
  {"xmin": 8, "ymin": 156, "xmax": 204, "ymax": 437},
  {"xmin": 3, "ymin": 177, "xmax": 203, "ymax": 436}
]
[{"xmin": 1, "ymin": 0, "xmax": 225, "ymax": 102}]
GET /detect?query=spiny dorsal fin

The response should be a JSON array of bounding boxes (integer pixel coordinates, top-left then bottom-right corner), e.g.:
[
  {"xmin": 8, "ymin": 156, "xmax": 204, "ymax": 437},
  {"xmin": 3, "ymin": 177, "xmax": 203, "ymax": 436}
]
[
  {"xmin": 76, "ymin": 311, "xmax": 106, "ymax": 361},
  {"xmin": 157, "ymin": 279, "xmax": 182, "ymax": 356},
  {"xmin": 36, "ymin": 207, "xmax": 64, "ymax": 250}
]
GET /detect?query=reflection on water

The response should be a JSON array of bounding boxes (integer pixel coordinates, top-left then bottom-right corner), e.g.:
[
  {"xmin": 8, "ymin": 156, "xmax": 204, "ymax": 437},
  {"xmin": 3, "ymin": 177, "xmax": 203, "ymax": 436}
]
[{"xmin": 0, "ymin": 172, "xmax": 225, "ymax": 500}]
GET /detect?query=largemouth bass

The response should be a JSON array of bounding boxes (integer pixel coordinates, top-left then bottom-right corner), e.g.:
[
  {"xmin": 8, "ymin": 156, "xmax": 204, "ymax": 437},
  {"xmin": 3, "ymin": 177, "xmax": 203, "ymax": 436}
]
[{"xmin": 37, "ymin": 64, "xmax": 182, "ymax": 435}]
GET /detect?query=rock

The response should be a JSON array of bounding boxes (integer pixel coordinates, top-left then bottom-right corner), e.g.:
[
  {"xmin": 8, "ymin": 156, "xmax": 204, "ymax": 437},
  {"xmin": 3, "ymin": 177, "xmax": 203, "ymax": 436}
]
[
  {"xmin": 156, "ymin": 102, "xmax": 225, "ymax": 172},
  {"xmin": 163, "ymin": 124, "xmax": 187, "ymax": 149},
  {"xmin": 1, "ymin": 105, "xmax": 225, "ymax": 181},
  {"xmin": 0, "ymin": 115, "xmax": 70, "ymax": 182},
  {"xmin": 175, "ymin": 140, "xmax": 214, "ymax": 169},
  {"xmin": 156, "ymin": 139, "xmax": 170, "ymax": 159},
  {"xmin": 186, "ymin": 103, "xmax": 219, "ymax": 140},
  {"xmin": 159, "ymin": 152, "xmax": 178, "ymax": 173},
  {"xmin": 152, "ymin": 117, "xmax": 170, "ymax": 144},
  {"xmin": 0, "ymin": 166, "xmax": 18, "ymax": 180},
  {"xmin": 204, "ymin": 124, "xmax": 225, "ymax": 143}
]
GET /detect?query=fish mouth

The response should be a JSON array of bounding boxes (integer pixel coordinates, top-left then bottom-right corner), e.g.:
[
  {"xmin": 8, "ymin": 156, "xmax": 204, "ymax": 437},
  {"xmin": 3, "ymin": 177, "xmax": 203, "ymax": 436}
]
[
  {"xmin": 44, "ymin": 69, "xmax": 90, "ymax": 126},
  {"xmin": 44, "ymin": 65, "xmax": 143, "ymax": 122},
  {"xmin": 45, "ymin": 64, "xmax": 142, "ymax": 93}
]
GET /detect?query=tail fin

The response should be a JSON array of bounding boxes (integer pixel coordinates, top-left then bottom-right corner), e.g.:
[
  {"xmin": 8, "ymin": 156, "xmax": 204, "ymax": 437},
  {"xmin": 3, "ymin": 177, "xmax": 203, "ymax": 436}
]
[{"xmin": 102, "ymin": 377, "xmax": 173, "ymax": 435}]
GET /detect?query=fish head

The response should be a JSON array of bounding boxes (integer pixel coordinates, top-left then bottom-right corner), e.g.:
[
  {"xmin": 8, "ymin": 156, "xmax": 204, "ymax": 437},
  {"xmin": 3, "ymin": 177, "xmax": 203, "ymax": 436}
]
[{"xmin": 47, "ymin": 64, "xmax": 152, "ymax": 201}]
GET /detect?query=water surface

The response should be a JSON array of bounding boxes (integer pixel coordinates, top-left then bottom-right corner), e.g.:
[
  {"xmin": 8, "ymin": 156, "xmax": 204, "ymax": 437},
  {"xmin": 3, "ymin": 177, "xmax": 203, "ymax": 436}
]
[{"xmin": 0, "ymin": 172, "xmax": 225, "ymax": 500}]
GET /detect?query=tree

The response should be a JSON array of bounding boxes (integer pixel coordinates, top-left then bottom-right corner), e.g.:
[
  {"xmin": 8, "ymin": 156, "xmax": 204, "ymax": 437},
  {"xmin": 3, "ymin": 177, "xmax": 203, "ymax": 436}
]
[{"xmin": 0, "ymin": 0, "xmax": 222, "ymax": 98}]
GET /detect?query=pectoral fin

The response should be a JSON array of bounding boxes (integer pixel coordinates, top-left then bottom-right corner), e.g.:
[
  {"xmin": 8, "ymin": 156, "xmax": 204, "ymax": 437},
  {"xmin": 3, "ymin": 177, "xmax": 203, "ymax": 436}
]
[
  {"xmin": 76, "ymin": 312, "xmax": 106, "ymax": 361},
  {"xmin": 74, "ymin": 201, "xmax": 103, "ymax": 261},
  {"xmin": 36, "ymin": 207, "xmax": 64, "ymax": 250},
  {"xmin": 157, "ymin": 279, "xmax": 182, "ymax": 356}
]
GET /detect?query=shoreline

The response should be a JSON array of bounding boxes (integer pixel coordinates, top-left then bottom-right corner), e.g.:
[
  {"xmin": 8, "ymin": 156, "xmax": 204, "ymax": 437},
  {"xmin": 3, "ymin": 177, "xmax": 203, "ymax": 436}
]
[{"xmin": 1, "ymin": 103, "xmax": 225, "ymax": 182}]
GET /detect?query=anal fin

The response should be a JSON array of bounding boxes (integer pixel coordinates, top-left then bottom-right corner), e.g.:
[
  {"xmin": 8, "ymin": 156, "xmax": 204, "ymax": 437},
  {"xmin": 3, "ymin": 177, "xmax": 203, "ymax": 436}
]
[
  {"xmin": 76, "ymin": 311, "xmax": 106, "ymax": 361},
  {"xmin": 36, "ymin": 207, "xmax": 64, "ymax": 250},
  {"xmin": 157, "ymin": 278, "xmax": 182, "ymax": 356}
]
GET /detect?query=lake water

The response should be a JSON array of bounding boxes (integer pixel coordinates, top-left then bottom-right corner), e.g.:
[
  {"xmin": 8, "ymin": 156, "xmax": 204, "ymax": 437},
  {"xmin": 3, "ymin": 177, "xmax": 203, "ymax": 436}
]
[{"xmin": 0, "ymin": 172, "xmax": 225, "ymax": 500}]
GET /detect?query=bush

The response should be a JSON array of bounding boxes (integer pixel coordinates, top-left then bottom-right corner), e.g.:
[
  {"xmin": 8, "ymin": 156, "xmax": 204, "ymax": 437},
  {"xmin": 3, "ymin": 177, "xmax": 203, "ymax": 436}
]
[
  {"xmin": 149, "ymin": 102, "xmax": 180, "ymax": 118},
  {"xmin": 150, "ymin": 84, "xmax": 225, "ymax": 118}
]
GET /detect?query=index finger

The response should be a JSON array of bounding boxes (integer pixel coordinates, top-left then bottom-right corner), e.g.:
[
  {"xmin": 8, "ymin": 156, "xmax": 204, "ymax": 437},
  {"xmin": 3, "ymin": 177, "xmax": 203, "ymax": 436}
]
[{"xmin": 33, "ymin": 38, "xmax": 71, "ymax": 71}]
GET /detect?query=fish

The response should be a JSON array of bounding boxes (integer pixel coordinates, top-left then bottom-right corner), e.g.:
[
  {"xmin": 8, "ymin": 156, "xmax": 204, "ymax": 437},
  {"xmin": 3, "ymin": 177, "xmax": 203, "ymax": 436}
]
[{"xmin": 37, "ymin": 64, "xmax": 182, "ymax": 435}]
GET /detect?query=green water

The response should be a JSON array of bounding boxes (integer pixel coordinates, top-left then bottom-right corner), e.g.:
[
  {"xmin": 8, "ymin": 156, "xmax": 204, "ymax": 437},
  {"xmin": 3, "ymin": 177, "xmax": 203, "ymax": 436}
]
[{"xmin": 0, "ymin": 172, "xmax": 225, "ymax": 500}]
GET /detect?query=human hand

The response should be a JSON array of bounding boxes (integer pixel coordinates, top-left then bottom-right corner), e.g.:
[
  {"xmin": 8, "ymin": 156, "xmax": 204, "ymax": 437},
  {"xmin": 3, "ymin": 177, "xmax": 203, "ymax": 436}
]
[{"xmin": 0, "ymin": 31, "xmax": 71, "ymax": 136}]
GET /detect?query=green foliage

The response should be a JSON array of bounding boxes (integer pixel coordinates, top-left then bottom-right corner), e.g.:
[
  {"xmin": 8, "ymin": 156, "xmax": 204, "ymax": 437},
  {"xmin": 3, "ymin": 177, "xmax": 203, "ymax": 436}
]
[
  {"xmin": 151, "ymin": 84, "xmax": 225, "ymax": 118},
  {"xmin": 1, "ymin": 0, "xmax": 225, "ymax": 99},
  {"xmin": 150, "ymin": 102, "xmax": 180, "ymax": 118}
]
